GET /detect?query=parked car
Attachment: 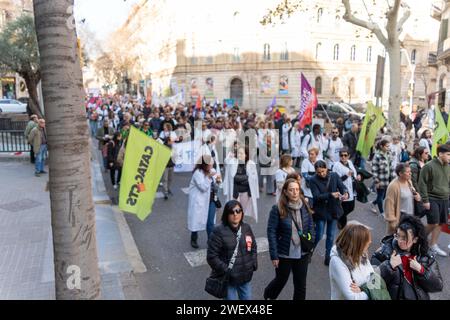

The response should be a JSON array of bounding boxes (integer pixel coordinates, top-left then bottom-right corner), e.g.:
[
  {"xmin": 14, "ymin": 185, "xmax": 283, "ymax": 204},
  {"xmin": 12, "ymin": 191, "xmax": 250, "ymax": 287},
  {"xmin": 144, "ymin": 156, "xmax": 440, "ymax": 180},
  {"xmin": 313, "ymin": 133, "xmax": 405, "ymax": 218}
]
[
  {"xmin": 314, "ymin": 102, "xmax": 364, "ymax": 123},
  {"xmin": 0, "ymin": 99, "xmax": 27, "ymax": 114}
]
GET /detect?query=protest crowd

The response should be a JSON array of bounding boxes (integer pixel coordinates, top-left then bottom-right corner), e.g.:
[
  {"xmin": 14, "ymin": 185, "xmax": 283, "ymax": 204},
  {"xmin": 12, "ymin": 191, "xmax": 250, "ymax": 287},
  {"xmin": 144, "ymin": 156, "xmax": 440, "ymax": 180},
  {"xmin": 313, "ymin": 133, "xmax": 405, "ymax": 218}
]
[{"xmin": 24, "ymin": 88, "xmax": 449, "ymax": 301}]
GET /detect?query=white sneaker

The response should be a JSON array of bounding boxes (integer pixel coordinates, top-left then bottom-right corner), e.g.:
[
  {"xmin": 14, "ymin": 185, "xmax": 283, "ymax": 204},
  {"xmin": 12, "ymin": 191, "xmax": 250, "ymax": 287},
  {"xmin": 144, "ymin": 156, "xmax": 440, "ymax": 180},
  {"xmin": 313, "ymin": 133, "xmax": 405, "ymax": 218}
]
[
  {"xmin": 431, "ymin": 244, "xmax": 448, "ymax": 257},
  {"xmin": 370, "ymin": 203, "xmax": 378, "ymax": 214},
  {"xmin": 113, "ymin": 184, "xmax": 118, "ymax": 190}
]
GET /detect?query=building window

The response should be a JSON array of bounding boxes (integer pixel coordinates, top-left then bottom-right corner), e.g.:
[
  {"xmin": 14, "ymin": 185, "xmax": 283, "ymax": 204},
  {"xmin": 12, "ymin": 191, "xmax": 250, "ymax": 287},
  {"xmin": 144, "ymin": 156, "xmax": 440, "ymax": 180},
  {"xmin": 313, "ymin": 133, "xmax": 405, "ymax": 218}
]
[
  {"xmin": 206, "ymin": 56, "xmax": 213, "ymax": 64},
  {"xmin": 190, "ymin": 57, "xmax": 198, "ymax": 65},
  {"xmin": 365, "ymin": 78, "xmax": 371, "ymax": 95},
  {"xmin": 317, "ymin": 8, "xmax": 323, "ymax": 23},
  {"xmin": 332, "ymin": 77, "xmax": 339, "ymax": 95},
  {"xmin": 367, "ymin": 46, "xmax": 372, "ymax": 62},
  {"xmin": 316, "ymin": 42, "xmax": 321, "ymax": 60},
  {"xmin": 333, "ymin": 44, "xmax": 339, "ymax": 61},
  {"xmin": 233, "ymin": 47, "xmax": 240, "ymax": 62},
  {"xmin": 349, "ymin": 78, "xmax": 355, "ymax": 97},
  {"xmin": 315, "ymin": 77, "xmax": 322, "ymax": 95},
  {"xmin": 411, "ymin": 49, "xmax": 416, "ymax": 65},
  {"xmin": 350, "ymin": 45, "xmax": 356, "ymax": 61},
  {"xmin": 280, "ymin": 42, "xmax": 289, "ymax": 61},
  {"xmin": 263, "ymin": 43, "xmax": 271, "ymax": 61}
]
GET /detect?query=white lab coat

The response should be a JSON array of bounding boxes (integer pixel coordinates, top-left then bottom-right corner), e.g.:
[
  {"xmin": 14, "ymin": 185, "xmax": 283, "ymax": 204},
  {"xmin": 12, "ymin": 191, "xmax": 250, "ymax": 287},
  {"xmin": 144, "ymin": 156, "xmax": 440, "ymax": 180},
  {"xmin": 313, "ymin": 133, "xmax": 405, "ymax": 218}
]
[
  {"xmin": 301, "ymin": 158, "xmax": 316, "ymax": 198},
  {"xmin": 187, "ymin": 170, "xmax": 212, "ymax": 232},
  {"xmin": 300, "ymin": 133, "xmax": 326, "ymax": 159},
  {"xmin": 290, "ymin": 129, "xmax": 303, "ymax": 158},
  {"xmin": 282, "ymin": 123, "xmax": 292, "ymax": 151},
  {"xmin": 223, "ymin": 157, "xmax": 260, "ymax": 222},
  {"xmin": 325, "ymin": 138, "xmax": 344, "ymax": 168},
  {"xmin": 332, "ymin": 160, "xmax": 357, "ymax": 201}
]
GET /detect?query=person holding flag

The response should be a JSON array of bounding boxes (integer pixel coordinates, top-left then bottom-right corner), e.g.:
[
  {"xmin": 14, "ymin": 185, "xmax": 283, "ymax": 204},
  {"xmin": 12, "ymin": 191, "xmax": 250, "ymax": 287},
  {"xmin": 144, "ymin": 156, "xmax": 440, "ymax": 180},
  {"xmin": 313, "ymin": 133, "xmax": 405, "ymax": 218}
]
[
  {"xmin": 297, "ymin": 73, "xmax": 318, "ymax": 131},
  {"xmin": 431, "ymin": 105, "xmax": 450, "ymax": 157}
]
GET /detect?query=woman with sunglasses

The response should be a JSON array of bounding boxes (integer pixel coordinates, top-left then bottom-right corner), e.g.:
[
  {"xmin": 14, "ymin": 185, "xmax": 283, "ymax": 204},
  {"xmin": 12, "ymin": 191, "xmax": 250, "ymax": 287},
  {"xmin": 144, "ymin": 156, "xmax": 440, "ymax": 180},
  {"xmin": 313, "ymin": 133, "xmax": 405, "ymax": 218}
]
[
  {"xmin": 206, "ymin": 200, "xmax": 257, "ymax": 300},
  {"xmin": 264, "ymin": 178, "xmax": 315, "ymax": 300},
  {"xmin": 332, "ymin": 148, "xmax": 358, "ymax": 229},
  {"xmin": 371, "ymin": 215, "xmax": 443, "ymax": 300},
  {"xmin": 409, "ymin": 146, "xmax": 429, "ymax": 192}
]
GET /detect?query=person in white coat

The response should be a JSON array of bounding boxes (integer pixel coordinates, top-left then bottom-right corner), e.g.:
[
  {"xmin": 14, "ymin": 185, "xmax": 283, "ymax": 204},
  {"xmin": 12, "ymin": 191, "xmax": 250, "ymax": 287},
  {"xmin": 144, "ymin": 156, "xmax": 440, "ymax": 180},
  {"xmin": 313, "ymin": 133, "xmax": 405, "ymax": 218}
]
[
  {"xmin": 300, "ymin": 124, "xmax": 326, "ymax": 160},
  {"xmin": 329, "ymin": 222, "xmax": 374, "ymax": 300},
  {"xmin": 301, "ymin": 146, "xmax": 319, "ymax": 204},
  {"xmin": 187, "ymin": 155, "xmax": 219, "ymax": 249},
  {"xmin": 324, "ymin": 128, "xmax": 344, "ymax": 169},
  {"xmin": 275, "ymin": 154, "xmax": 296, "ymax": 203},
  {"xmin": 332, "ymin": 148, "xmax": 359, "ymax": 229},
  {"xmin": 223, "ymin": 146, "xmax": 260, "ymax": 223},
  {"xmin": 281, "ymin": 118, "xmax": 292, "ymax": 154},
  {"xmin": 290, "ymin": 121, "xmax": 303, "ymax": 168}
]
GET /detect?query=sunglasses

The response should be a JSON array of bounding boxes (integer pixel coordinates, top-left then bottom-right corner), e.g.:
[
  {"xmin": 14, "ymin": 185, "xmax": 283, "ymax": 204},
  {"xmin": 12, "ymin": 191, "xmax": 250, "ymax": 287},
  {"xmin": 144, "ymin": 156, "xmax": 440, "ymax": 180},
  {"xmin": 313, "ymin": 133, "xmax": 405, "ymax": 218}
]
[
  {"xmin": 340, "ymin": 154, "xmax": 349, "ymax": 158},
  {"xmin": 231, "ymin": 208, "xmax": 243, "ymax": 215},
  {"xmin": 332, "ymin": 132, "xmax": 339, "ymax": 134}
]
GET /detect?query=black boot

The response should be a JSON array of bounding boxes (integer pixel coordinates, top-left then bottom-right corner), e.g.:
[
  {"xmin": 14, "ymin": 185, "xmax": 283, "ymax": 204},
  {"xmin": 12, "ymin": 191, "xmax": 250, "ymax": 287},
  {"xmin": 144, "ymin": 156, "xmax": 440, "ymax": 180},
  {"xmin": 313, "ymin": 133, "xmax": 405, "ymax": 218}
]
[
  {"xmin": 324, "ymin": 256, "xmax": 331, "ymax": 266},
  {"xmin": 191, "ymin": 232, "xmax": 199, "ymax": 249}
]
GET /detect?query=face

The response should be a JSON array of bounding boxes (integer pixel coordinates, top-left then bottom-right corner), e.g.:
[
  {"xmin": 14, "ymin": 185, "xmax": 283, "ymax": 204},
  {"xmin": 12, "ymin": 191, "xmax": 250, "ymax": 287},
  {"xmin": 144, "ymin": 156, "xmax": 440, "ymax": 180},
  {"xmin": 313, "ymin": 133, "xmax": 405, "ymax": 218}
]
[
  {"xmin": 39, "ymin": 120, "xmax": 45, "ymax": 128},
  {"xmin": 439, "ymin": 151, "xmax": 450, "ymax": 165},
  {"xmin": 399, "ymin": 167, "xmax": 412, "ymax": 180},
  {"xmin": 332, "ymin": 129, "xmax": 339, "ymax": 138},
  {"xmin": 340, "ymin": 152, "xmax": 349, "ymax": 164},
  {"xmin": 426, "ymin": 130, "xmax": 431, "ymax": 139},
  {"xmin": 228, "ymin": 205, "xmax": 243, "ymax": 226},
  {"xmin": 395, "ymin": 229, "xmax": 417, "ymax": 252},
  {"xmin": 285, "ymin": 182, "xmax": 300, "ymax": 202},
  {"xmin": 383, "ymin": 143, "xmax": 390, "ymax": 152},
  {"xmin": 421, "ymin": 150, "xmax": 429, "ymax": 161},
  {"xmin": 237, "ymin": 148, "xmax": 246, "ymax": 161},
  {"xmin": 309, "ymin": 151, "xmax": 317, "ymax": 162},
  {"xmin": 316, "ymin": 167, "xmax": 328, "ymax": 178}
]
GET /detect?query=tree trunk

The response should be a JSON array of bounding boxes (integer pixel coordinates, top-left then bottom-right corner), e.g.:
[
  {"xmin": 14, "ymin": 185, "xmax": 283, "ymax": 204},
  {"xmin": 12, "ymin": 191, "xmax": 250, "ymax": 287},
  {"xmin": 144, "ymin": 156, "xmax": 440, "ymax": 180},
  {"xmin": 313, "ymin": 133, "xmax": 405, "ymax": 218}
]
[
  {"xmin": 387, "ymin": 44, "xmax": 402, "ymax": 136},
  {"xmin": 33, "ymin": 0, "xmax": 101, "ymax": 300},
  {"xmin": 23, "ymin": 74, "xmax": 43, "ymax": 118}
]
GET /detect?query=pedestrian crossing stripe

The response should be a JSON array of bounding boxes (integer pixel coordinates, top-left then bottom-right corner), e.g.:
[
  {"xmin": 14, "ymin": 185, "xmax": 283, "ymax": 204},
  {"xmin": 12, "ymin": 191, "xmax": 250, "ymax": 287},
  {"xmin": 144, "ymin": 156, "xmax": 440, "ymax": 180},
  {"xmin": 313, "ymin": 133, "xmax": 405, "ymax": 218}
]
[{"xmin": 183, "ymin": 237, "xmax": 269, "ymax": 267}]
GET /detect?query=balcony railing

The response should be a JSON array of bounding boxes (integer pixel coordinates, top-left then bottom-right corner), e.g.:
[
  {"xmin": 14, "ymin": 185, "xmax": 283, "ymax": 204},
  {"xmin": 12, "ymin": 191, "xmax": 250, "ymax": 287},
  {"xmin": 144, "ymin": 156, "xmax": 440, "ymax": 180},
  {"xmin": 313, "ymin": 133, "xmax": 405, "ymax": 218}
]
[{"xmin": 428, "ymin": 52, "xmax": 438, "ymax": 65}]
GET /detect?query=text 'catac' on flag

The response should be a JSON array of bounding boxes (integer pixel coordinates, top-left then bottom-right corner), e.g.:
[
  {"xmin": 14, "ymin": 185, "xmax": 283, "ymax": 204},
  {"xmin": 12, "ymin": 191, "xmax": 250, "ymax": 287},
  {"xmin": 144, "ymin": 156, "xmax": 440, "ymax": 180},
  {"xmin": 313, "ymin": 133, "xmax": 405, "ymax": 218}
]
[
  {"xmin": 298, "ymin": 73, "xmax": 318, "ymax": 129},
  {"xmin": 119, "ymin": 126, "xmax": 172, "ymax": 221},
  {"xmin": 356, "ymin": 101, "xmax": 386, "ymax": 158},
  {"xmin": 432, "ymin": 106, "xmax": 449, "ymax": 157}
]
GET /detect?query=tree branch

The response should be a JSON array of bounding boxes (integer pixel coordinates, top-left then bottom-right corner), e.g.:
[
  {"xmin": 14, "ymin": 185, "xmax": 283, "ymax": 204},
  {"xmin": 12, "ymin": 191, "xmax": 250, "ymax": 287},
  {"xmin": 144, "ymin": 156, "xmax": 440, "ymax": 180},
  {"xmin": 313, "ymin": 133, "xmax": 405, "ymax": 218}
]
[
  {"xmin": 342, "ymin": 0, "xmax": 389, "ymax": 47},
  {"xmin": 397, "ymin": 3, "xmax": 411, "ymax": 31},
  {"xmin": 388, "ymin": 0, "xmax": 402, "ymax": 18}
]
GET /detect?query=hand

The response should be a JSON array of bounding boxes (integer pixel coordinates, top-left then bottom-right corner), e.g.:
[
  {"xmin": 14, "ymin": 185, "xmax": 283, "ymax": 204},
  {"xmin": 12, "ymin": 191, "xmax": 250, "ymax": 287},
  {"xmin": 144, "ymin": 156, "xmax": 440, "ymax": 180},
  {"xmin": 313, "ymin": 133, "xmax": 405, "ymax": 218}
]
[
  {"xmin": 341, "ymin": 193, "xmax": 349, "ymax": 201},
  {"xmin": 356, "ymin": 174, "xmax": 362, "ymax": 182},
  {"xmin": 348, "ymin": 171, "xmax": 354, "ymax": 177},
  {"xmin": 332, "ymin": 192, "xmax": 340, "ymax": 199},
  {"xmin": 375, "ymin": 182, "xmax": 380, "ymax": 189},
  {"xmin": 409, "ymin": 257, "xmax": 422, "ymax": 273},
  {"xmin": 109, "ymin": 163, "xmax": 114, "ymax": 168},
  {"xmin": 423, "ymin": 202, "xmax": 430, "ymax": 211},
  {"xmin": 272, "ymin": 260, "xmax": 279, "ymax": 268},
  {"xmin": 350, "ymin": 282, "xmax": 362, "ymax": 293},
  {"xmin": 390, "ymin": 250, "xmax": 402, "ymax": 269},
  {"xmin": 414, "ymin": 193, "xmax": 421, "ymax": 202}
]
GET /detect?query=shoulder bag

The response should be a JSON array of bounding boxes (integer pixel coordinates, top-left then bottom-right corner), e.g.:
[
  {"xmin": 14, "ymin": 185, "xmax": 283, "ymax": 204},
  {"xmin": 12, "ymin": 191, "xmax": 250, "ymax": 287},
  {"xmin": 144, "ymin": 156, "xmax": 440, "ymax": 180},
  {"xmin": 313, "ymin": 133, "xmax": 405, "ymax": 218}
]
[
  {"xmin": 205, "ymin": 227, "xmax": 242, "ymax": 299},
  {"xmin": 290, "ymin": 211, "xmax": 315, "ymax": 256}
]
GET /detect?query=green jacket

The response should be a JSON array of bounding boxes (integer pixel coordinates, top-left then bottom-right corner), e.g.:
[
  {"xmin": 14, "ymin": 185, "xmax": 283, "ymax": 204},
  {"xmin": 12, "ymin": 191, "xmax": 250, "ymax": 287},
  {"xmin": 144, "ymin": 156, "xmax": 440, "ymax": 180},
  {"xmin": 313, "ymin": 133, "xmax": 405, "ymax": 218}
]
[
  {"xmin": 28, "ymin": 126, "xmax": 46, "ymax": 152},
  {"xmin": 95, "ymin": 126, "xmax": 115, "ymax": 150},
  {"xmin": 24, "ymin": 120, "xmax": 37, "ymax": 141},
  {"xmin": 418, "ymin": 158, "xmax": 450, "ymax": 202}
]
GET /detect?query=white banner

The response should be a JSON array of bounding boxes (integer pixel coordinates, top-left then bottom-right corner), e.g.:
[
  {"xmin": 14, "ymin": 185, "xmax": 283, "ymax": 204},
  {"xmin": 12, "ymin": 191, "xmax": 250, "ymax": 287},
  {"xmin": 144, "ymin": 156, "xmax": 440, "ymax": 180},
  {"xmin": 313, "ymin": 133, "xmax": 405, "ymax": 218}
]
[{"xmin": 173, "ymin": 140, "xmax": 202, "ymax": 172}]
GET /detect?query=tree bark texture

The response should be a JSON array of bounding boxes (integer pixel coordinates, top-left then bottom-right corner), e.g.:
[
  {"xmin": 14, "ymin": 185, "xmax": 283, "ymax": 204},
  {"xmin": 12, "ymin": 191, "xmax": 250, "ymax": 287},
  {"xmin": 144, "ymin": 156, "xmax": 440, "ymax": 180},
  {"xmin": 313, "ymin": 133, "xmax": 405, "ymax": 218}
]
[{"xmin": 33, "ymin": 0, "xmax": 101, "ymax": 300}]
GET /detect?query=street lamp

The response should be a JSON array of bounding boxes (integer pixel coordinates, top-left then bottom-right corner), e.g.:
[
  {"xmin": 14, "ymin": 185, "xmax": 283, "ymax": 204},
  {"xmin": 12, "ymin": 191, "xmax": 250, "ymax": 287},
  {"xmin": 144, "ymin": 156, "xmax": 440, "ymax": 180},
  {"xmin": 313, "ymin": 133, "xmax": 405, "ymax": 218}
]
[{"xmin": 401, "ymin": 48, "xmax": 416, "ymax": 117}]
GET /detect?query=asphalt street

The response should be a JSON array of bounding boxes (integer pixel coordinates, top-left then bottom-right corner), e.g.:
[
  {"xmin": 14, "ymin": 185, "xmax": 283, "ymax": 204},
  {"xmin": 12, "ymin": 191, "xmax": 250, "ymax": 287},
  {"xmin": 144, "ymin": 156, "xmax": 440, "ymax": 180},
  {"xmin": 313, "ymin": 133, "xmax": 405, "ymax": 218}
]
[{"xmin": 100, "ymin": 164, "xmax": 450, "ymax": 300}]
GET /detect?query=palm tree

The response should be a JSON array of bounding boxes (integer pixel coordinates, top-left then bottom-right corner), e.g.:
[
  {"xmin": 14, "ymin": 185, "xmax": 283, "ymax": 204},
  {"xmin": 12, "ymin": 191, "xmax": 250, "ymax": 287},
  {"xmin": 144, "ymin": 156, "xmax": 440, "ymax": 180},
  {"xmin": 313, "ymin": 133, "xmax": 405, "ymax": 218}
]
[{"xmin": 33, "ymin": 0, "xmax": 101, "ymax": 299}]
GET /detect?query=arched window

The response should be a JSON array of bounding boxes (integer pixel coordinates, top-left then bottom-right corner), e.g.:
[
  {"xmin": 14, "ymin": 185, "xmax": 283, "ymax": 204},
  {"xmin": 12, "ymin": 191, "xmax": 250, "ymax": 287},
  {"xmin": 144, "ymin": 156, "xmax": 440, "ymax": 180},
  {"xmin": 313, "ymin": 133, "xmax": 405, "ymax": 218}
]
[
  {"xmin": 439, "ymin": 73, "xmax": 447, "ymax": 90},
  {"xmin": 317, "ymin": 8, "xmax": 323, "ymax": 23},
  {"xmin": 316, "ymin": 42, "xmax": 322, "ymax": 60},
  {"xmin": 315, "ymin": 77, "xmax": 322, "ymax": 95},
  {"xmin": 332, "ymin": 77, "xmax": 339, "ymax": 95},
  {"xmin": 333, "ymin": 44, "xmax": 339, "ymax": 61},
  {"xmin": 263, "ymin": 43, "xmax": 271, "ymax": 61},
  {"xmin": 411, "ymin": 49, "xmax": 416, "ymax": 64},
  {"xmin": 367, "ymin": 46, "xmax": 372, "ymax": 62},
  {"xmin": 350, "ymin": 45, "xmax": 356, "ymax": 61}
]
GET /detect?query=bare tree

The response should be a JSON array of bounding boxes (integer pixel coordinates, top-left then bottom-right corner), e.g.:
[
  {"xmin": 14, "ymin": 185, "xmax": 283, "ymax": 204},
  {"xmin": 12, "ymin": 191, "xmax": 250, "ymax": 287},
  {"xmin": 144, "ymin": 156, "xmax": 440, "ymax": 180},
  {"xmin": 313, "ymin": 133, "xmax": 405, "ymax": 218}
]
[
  {"xmin": 33, "ymin": 0, "xmax": 101, "ymax": 299},
  {"xmin": 261, "ymin": 0, "xmax": 411, "ymax": 135}
]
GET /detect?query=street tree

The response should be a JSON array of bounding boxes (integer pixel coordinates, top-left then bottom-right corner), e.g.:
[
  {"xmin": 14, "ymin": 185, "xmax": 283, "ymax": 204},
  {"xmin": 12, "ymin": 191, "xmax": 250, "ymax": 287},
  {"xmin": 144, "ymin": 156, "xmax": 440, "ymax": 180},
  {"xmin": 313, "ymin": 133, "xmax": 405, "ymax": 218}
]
[
  {"xmin": 0, "ymin": 14, "xmax": 42, "ymax": 117},
  {"xmin": 33, "ymin": 0, "xmax": 101, "ymax": 299},
  {"xmin": 261, "ymin": 0, "xmax": 412, "ymax": 135},
  {"xmin": 94, "ymin": 53, "xmax": 117, "ymax": 94}
]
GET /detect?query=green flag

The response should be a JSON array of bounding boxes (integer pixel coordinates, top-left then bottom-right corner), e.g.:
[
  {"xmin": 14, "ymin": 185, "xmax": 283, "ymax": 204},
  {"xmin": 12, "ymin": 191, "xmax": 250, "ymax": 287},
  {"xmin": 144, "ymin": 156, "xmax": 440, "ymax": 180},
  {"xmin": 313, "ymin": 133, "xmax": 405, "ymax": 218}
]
[
  {"xmin": 432, "ymin": 106, "xmax": 449, "ymax": 157},
  {"xmin": 119, "ymin": 126, "xmax": 172, "ymax": 221},
  {"xmin": 356, "ymin": 102, "xmax": 386, "ymax": 158}
]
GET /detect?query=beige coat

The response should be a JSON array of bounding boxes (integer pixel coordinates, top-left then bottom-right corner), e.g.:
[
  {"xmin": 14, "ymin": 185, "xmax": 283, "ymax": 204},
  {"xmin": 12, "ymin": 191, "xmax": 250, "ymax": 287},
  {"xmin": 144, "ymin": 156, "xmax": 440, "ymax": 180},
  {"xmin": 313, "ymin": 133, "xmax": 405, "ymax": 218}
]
[
  {"xmin": 384, "ymin": 178, "xmax": 416, "ymax": 235},
  {"xmin": 28, "ymin": 126, "xmax": 45, "ymax": 153}
]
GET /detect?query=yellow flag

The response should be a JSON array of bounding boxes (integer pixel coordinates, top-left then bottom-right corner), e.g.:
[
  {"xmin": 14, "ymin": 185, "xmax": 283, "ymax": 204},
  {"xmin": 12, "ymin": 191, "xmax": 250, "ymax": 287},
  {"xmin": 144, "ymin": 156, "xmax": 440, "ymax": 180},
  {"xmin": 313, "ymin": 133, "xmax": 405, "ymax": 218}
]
[
  {"xmin": 119, "ymin": 126, "xmax": 172, "ymax": 221},
  {"xmin": 356, "ymin": 102, "xmax": 386, "ymax": 158},
  {"xmin": 432, "ymin": 106, "xmax": 449, "ymax": 157}
]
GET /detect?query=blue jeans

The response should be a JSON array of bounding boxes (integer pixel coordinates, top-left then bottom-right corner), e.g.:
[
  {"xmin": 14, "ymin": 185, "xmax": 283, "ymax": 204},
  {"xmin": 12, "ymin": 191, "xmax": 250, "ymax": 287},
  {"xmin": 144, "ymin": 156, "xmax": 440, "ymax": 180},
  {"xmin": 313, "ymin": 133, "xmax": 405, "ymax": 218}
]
[
  {"xmin": 35, "ymin": 144, "xmax": 47, "ymax": 173},
  {"xmin": 314, "ymin": 218, "xmax": 337, "ymax": 259},
  {"xmin": 206, "ymin": 201, "xmax": 216, "ymax": 239},
  {"xmin": 225, "ymin": 281, "xmax": 252, "ymax": 300},
  {"xmin": 89, "ymin": 121, "xmax": 97, "ymax": 136},
  {"xmin": 372, "ymin": 188, "xmax": 387, "ymax": 214}
]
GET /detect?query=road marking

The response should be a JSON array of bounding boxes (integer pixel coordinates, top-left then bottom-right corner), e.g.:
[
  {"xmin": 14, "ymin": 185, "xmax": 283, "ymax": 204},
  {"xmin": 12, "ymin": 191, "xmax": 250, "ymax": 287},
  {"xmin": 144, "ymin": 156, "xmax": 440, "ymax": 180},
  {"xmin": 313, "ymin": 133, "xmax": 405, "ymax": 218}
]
[{"xmin": 184, "ymin": 237, "xmax": 269, "ymax": 267}]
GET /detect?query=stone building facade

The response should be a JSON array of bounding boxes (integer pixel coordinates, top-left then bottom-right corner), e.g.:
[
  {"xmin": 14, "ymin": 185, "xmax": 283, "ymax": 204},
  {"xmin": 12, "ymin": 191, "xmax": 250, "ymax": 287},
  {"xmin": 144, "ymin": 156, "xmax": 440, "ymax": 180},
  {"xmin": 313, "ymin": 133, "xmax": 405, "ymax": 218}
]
[{"xmin": 110, "ymin": 0, "xmax": 439, "ymax": 113}]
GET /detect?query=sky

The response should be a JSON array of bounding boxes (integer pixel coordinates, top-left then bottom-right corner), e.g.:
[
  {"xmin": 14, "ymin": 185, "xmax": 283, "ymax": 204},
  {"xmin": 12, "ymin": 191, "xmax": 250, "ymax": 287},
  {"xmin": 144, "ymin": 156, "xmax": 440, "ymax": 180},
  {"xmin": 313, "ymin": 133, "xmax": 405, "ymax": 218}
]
[{"xmin": 74, "ymin": 0, "xmax": 140, "ymax": 42}]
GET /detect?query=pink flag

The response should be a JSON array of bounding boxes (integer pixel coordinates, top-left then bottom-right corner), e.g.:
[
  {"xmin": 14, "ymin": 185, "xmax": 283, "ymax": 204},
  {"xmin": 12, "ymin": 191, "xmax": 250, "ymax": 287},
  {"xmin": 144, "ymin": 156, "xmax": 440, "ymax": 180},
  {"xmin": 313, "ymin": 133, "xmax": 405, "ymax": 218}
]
[{"xmin": 298, "ymin": 73, "xmax": 318, "ymax": 129}]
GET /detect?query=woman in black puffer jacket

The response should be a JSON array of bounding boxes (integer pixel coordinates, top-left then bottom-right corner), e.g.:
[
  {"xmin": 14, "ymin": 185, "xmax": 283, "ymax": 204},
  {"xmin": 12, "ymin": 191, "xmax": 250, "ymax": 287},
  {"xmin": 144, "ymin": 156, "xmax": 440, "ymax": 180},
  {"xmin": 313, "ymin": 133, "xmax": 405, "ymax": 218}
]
[
  {"xmin": 207, "ymin": 200, "xmax": 257, "ymax": 300},
  {"xmin": 371, "ymin": 215, "xmax": 443, "ymax": 300},
  {"xmin": 264, "ymin": 178, "xmax": 315, "ymax": 300}
]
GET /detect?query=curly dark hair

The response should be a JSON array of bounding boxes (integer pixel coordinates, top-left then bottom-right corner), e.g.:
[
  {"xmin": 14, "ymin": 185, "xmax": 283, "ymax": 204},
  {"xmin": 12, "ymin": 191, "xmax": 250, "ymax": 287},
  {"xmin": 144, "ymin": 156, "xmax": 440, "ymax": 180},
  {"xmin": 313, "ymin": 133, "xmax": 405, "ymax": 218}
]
[{"xmin": 396, "ymin": 215, "xmax": 429, "ymax": 257}]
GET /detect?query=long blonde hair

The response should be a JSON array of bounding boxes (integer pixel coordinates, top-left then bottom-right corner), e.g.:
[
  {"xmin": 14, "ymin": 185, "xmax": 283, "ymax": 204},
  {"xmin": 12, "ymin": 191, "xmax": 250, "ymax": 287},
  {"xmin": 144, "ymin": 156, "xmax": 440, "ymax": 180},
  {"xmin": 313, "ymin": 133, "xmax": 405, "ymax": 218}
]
[{"xmin": 278, "ymin": 178, "xmax": 313, "ymax": 219}]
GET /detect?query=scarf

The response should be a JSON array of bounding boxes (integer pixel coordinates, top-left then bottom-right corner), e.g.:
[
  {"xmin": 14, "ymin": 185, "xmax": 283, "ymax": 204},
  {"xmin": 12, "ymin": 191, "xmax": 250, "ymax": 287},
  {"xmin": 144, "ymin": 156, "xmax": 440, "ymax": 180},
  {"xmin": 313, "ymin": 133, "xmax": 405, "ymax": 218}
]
[{"xmin": 288, "ymin": 201, "xmax": 303, "ymax": 246}]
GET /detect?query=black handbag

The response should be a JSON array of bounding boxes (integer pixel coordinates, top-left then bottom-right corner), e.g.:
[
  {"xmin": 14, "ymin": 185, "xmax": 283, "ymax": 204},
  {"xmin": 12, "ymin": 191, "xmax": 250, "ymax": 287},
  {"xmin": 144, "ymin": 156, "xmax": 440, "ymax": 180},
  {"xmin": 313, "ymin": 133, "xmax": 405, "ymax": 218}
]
[
  {"xmin": 205, "ymin": 227, "xmax": 242, "ymax": 299},
  {"xmin": 290, "ymin": 212, "xmax": 315, "ymax": 255}
]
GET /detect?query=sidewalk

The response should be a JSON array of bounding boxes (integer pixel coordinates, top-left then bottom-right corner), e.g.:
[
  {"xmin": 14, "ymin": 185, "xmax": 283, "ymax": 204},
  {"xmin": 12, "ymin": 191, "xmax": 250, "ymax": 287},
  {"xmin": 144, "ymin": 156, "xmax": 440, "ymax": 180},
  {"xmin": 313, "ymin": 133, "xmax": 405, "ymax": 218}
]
[{"xmin": 0, "ymin": 142, "xmax": 145, "ymax": 299}]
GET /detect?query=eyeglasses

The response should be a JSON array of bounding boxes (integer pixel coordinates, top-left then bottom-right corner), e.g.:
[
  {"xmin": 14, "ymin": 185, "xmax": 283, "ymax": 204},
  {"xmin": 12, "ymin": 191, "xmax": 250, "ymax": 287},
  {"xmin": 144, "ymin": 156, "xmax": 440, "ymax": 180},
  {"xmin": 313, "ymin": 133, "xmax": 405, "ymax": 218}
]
[
  {"xmin": 332, "ymin": 132, "xmax": 339, "ymax": 134},
  {"xmin": 340, "ymin": 154, "xmax": 349, "ymax": 158},
  {"xmin": 231, "ymin": 208, "xmax": 243, "ymax": 215},
  {"xmin": 394, "ymin": 233, "xmax": 408, "ymax": 243}
]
